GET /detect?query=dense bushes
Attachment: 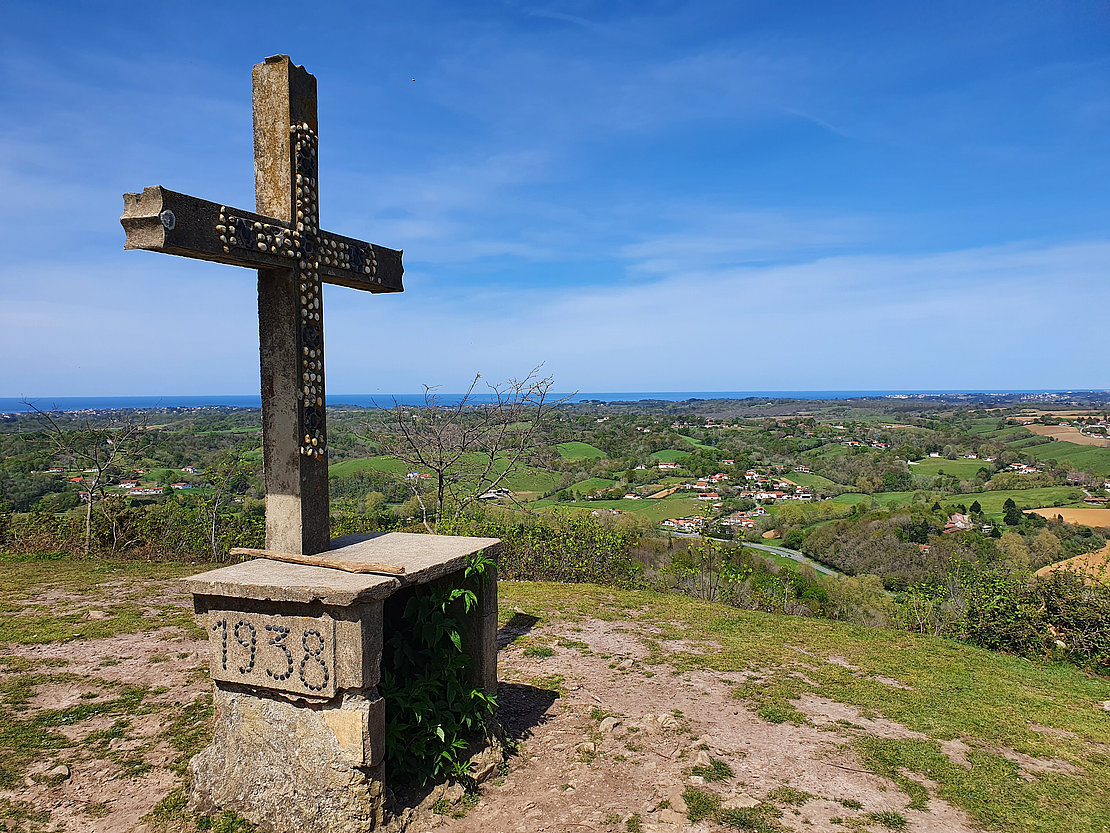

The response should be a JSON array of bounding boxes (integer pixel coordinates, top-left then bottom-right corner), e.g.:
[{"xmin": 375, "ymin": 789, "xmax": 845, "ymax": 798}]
[
  {"xmin": 897, "ymin": 564, "xmax": 1110, "ymax": 675},
  {"xmin": 441, "ymin": 508, "xmax": 642, "ymax": 587},
  {"xmin": 802, "ymin": 506, "xmax": 1106, "ymax": 589}
]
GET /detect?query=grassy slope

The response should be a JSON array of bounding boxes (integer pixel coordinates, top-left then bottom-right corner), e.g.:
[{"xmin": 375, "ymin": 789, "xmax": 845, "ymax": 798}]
[
  {"xmin": 677, "ymin": 434, "xmax": 715, "ymax": 451},
  {"xmin": 651, "ymin": 449, "xmax": 692, "ymax": 463},
  {"xmin": 1026, "ymin": 441, "xmax": 1110, "ymax": 477},
  {"xmin": 566, "ymin": 477, "xmax": 619, "ymax": 495},
  {"xmin": 553, "ymin": 442, "xmax": 606, "ymax": 461},
  {"xmin": 502, "ymin": 580, "xmax": 1110, "ymax": 833},
  {"xmin": 328, "ymin": 455, "xmax": 411, "ymax": 478},
  {"xmin": 328, "ymin": 454, "xmax": 558, "ymax": 496},
  {"xmin": 909, "ymin": 457, "xmax": 989, "ymax": 479},
  {"xmin": 786, "ymin": 471, "xmax": 840, "ymax": 490}
]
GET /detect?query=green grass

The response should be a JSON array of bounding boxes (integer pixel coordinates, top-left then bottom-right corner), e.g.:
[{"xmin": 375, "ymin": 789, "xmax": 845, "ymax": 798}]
[
  {"xmin": 500, "ymin": 581, "xmax": 1110, "ymax": 833},
  {"xmin": 567, "ymin": 477, "xmax": 619, "ymax": 496},
  {"xmin": 500, "ymin": 466, "xmax": 560, "ymax": 495},
  {"xmin": 554, "ymin": 442, "xmax": 606, "ymax": 461},
  {"xmin": 651, "ymin": 449, "xmax": 691, "ymax": 463},
  {"xmin": 328, "ymin": 453, "xmax": 560, "ymax": 497},
  {"xmin": 909, "ymin": 457, "xmax": 990, "ymax": 479},
  {"xmin": 677, "ymin": 434, "xmax": 714, "ymax": 451},
  {"xmin": 1026, "ymin": 441, "xmax": 1110, "ymax": 477},
  {"xmin": 328, "ymin": 455, "xmax": 411, "ymax": 478},
  {"xmin": 785, "ymin": 471, "xmax": 840, "ymax": 490},
  {"xmin": 805, "ymin": 443, "xmax": 849, "ymax": 459},
  {"xmin": 828, "ymin": 493, "xmax": 877, "ymax": 507}
]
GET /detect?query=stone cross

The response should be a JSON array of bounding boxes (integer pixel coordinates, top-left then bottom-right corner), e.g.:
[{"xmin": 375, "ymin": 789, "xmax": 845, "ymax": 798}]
[{"xmin": 121, "ymin": 54, "xmax": 403, "ymax": 556}]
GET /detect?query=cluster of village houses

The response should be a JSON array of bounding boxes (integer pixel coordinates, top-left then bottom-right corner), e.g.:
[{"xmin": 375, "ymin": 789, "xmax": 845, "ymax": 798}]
[
  {"xmin": 648, "ymin": 463, "xmax": 818, "ymax": 533},
  {"xmin": 39, "ymin": 465, "xmax": 207, "ymax": 498}
]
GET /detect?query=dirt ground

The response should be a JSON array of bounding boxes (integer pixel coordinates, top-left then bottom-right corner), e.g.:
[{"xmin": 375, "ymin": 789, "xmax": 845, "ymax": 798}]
[
  {"xmin": 438, "ymin": 617, "xmax": 981, "ymax": 833},
  {"xmin": 1029, "ymin": 506, "xmax": 1110, "ymax": 528},
  {"xmin": 0, "ymin": 585, "xmax": 989, "ymax": 833},
  {"xmin": 1035, "ymin": 542, "xmax": 1110, "ymax": 581}
]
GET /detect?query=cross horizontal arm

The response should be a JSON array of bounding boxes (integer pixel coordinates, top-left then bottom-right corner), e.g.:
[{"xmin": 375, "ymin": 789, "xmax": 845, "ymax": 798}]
[{"xmin": 121, "ymin": 185, "xmax": 403, "ymax": 293}]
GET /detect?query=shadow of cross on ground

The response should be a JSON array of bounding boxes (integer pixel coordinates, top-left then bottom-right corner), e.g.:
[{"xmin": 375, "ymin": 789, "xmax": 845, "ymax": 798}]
[{"xmin": 497, "ymin": 612, "xmax": 541, "ymax": 649}]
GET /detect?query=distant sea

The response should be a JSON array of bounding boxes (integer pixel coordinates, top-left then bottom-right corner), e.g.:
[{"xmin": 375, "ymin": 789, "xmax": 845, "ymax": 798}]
[{"xmin": 0, "ymin": 390, "xmax": 1100, "ymax": 414}]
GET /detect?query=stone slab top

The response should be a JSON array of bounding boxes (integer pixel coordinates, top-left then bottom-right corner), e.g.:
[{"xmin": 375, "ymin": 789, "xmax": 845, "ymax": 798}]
[{"xmin": 182, "ymin": 531, "xmax": 501, "ymax": 606}]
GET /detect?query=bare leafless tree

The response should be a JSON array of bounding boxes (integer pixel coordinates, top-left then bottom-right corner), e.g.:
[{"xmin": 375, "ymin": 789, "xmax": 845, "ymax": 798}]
[
  {"xmin": 378, "ymin": 367, "xmax": 568, "ymax": 533},
  {"xmin": 23, "ymin": 402, "xmax": 149, "ymax": 556},
  {"xmin": 199, "ymin": 447, "xmax": 255, "ymax": 560}
]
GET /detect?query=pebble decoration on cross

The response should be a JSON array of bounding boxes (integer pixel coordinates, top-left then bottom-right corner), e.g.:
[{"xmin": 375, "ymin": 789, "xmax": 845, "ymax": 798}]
[{"xmin": 121, "ymin": 55, "xmax": 403, "ymax": 556}]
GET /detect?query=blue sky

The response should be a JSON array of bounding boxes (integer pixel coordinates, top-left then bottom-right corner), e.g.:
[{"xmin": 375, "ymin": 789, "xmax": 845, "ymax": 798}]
[{"xmin": 2, "ymin": 0, "xmax": 1108, "ymax": 396}]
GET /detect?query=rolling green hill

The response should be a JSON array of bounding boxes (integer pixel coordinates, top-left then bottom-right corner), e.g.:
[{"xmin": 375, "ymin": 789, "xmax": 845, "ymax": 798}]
[
  {"xmin": 329, "ymin": 455, "xmax": 411, "ymax": 478},
  {"xmin": 909, "ymin": 457, "xmax": 989, "ymax": 479},
  {"xmin": 651, "ymin": 449, "xmax": 692, "ymax": 463},
  {"xmin": 554, "ymin": 441, "xmax": 606, "ymax": 461},
  {"xmin": 786, "ymin": 471, "xmax": 840, "ymax": 490},
  {"xmin": 1026, "ymin": 441, "xmax": 1110, "ymax": 477},
  {"xmin": 567, "ymin": 477, "xmax": 619, "ymax": 496}
]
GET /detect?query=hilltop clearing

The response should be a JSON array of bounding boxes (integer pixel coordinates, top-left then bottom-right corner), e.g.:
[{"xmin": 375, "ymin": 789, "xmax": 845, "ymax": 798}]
[{"xmin": 1, "ymin": 559, "xmax": 1108, "ymax": 833}]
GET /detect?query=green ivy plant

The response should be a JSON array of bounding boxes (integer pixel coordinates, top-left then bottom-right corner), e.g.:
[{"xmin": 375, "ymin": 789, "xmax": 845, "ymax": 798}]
[{"xmin": 378, "ymin": 551, "xmax": 498, "ymax": 785}]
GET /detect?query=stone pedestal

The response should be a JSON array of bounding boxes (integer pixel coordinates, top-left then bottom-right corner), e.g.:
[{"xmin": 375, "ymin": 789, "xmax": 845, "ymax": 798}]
[{"xmin": 183, "ymin": 532, "xmax": 500, "ymax": 833}]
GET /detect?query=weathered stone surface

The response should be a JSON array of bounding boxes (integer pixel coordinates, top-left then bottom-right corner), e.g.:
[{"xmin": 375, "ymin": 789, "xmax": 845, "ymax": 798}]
[
  {"xmin": 182, "ymin": 532, "xmax": 501, "ymax": 605},
  {"xmin": 204, "ymin": 609, "xmax": 338, "ymax": 697},
  {"xmin": 464, "ymin": 561, "xmax": 499, "ymax": 697},
  {"xmin": 330, "ymin": 532, "xmax": 503, "ymax": 587},
  {"xmin": 721, "ymin": 793, "xmax": 760, "ymax": 810},
  {"xmin": 189, "ymin": 688, "xmax": 384, "ymax": 833}
]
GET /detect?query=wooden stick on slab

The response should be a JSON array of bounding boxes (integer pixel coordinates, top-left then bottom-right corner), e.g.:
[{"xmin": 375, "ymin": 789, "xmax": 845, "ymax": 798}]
[{"xmin": 229, "ymin": 547, "xmax": 406, "ymax": 575}]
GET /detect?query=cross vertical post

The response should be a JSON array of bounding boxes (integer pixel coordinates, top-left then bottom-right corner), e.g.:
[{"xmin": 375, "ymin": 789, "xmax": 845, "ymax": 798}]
[
  {"xmin": 253, "ymin": 56, "xmax": 328, "ymax": 554},
  {"xmin": 121, "ymin": 54, "xmax": 404, "ymax": 558}
]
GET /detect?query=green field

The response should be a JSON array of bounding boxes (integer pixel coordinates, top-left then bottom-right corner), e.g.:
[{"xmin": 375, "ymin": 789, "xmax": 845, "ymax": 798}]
[
  {"xmin": 804, "ymin": 443, "xmax": 849, "ymax": 459},
  {"xmin": 786, "ymin": 471, "xmax": 840, "ymax": 490},
  {"xmin": 554, "ymin": 441, "xmax": 606, "ymax": 461},
  {"xmin": 830, "ymin": 486, "xmax": 1086, "ymax": 519},
  {"xmin": 909, "ymin": 457, "xmax": 990, "ymax": 479},
  {"xmin": 677, "ymin": 434, "xmax": 714, "ymax": 451},
  {"xmin": 963, "ymin": 419, "xmax": 1007, "ymax": 435},
  {"xmin": 827, "ymin": 493, "xmax": 877, "ymax": 507},
  {"xmin": 329, "ymin": 455, "xmax": 411, "ymax": 478},
  {"xmin": 500, "ymin": 466, "xmax": 561, "ymax": 496},
  {"xmin": 651, "ymin": 449, "xmax": 691, "ymax": 463},
  {"xmin": 329, "ymin": 454, "xmax": 558, "ymax": 496},
  {"xmin": 1026, "ymin": 441, "xmax": 1110, "ymax": 477},
  {"xmin": 567, "ymin": 477, "xmax": 619, "ymax": 496},
  {"xmin": 991, "ymin": 425, "xmax": 1035, "ymax": 442}
]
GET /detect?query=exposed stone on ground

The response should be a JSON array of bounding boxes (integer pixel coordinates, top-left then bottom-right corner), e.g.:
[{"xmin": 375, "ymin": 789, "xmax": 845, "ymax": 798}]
[
  {"xmin": 721, "ymin": 792, "xmax": 760, "ymax": 810},
  {"xmin": 599, "ymin": 716, "xmax": 623, "ymax": 733}
]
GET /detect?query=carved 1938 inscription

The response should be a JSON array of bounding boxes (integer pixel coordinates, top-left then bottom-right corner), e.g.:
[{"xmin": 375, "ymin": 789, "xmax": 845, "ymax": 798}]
[{"xmin": 207, "ymin": 612, "xmax": 336, "ymax": 698}]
